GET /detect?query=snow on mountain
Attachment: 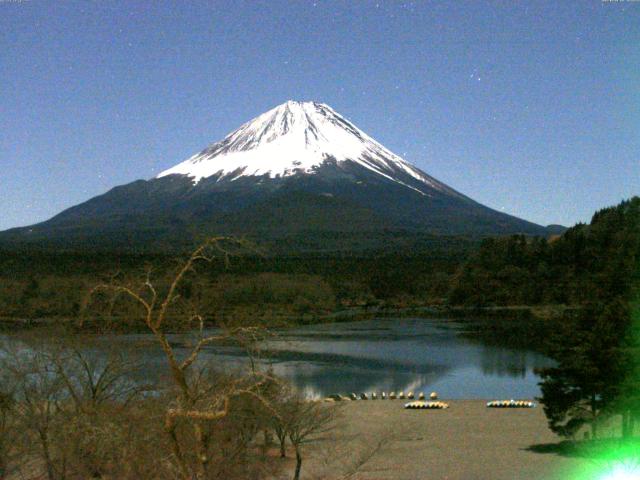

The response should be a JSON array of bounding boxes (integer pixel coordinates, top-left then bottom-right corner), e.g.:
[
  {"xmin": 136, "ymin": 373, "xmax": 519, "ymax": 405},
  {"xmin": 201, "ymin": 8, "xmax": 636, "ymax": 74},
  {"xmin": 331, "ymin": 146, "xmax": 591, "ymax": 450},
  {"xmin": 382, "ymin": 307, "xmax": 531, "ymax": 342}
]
[
  {"xmin": 157, "ymin": 100, "xmax": 453, "ymax": 196},
  {"xmin": 0, "ymin": 100, "xmax": 554, "ymax": 250}
]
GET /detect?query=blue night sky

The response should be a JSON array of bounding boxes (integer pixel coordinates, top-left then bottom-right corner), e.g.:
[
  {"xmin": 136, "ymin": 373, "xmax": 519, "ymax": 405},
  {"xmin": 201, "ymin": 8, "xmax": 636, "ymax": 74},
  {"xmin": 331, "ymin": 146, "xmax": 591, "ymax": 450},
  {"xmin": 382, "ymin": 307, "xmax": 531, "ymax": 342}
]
[{"xmin": 1, "ymin": 0, "xmax": 638, "ymax": 231}]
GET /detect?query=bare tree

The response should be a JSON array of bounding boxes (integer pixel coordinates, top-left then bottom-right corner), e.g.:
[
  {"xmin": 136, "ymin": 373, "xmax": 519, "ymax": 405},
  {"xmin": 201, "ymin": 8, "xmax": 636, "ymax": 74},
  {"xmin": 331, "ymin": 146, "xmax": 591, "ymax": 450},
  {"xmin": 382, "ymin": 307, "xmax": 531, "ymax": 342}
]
[
  {"xmin": 268, "ymin": 383, "xmax": 297, "ymax": 458},
  {"xmin": 287, "ymin": 400, "xmax": 338, "ymax": 480},
  {"xmin": 52, "ymin": 339, "xmax": 152, "ymax": 478},
  {"xmin": 1, "ymin": 341, "xmax": 68, "ymax": 480},
  {"xmin": 82, "ymin": 237, "xmax": 281, "ymax": 480},
  {"xmin": 0, "ymin": 332, "xmax": 153, "ymax": 480},
  {"xmin": 49, "ymin": 337, "xmax": 151, "ymax": 414},
  {"xmin": 274, "ymin": 413, "xmax": 290, "ymax": 459}
]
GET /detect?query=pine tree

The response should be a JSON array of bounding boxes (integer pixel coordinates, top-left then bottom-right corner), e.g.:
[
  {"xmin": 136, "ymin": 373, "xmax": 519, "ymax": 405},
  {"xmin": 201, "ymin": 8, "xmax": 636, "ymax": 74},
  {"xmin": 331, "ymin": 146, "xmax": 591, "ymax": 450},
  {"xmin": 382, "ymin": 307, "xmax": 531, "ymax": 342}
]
[
  {"xmin": 538, "ymin": 197, "xmax": 640, "ymax": 440},
  {"xmin": 538, "ymin": 301, "xmax": 629, "ymax": 438}
]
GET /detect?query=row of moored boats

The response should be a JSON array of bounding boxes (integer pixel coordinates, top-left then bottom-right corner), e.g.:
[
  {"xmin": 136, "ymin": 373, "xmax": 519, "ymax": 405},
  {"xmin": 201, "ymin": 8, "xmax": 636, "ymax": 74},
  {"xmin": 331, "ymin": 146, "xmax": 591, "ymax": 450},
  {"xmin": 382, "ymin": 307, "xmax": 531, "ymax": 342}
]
[
  {"xmin": 328, "ymin": 391, "xmax": 439, "ymax": 401},
  {"xmin": 486, "ymin": 400, "xmax": 536, "ymax": 408},
  {"xmin": 326, "ymin": 393, "xmax": 536, "ymax": 410}
]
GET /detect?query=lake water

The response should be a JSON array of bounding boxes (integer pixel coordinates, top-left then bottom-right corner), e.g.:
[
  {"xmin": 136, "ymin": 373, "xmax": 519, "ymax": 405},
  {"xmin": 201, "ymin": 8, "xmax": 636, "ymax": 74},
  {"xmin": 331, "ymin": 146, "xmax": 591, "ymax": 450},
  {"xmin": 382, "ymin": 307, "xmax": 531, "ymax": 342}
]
[{"xmin": 99, "ymin": 317, "xmax": 553, "ymax": 399}]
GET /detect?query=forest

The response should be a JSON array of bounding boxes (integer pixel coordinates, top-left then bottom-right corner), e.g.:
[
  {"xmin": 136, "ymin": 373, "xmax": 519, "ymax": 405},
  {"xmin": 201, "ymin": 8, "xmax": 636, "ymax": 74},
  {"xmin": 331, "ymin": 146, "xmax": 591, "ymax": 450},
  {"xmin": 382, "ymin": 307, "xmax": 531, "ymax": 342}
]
[
  {"xmin": 450, "ymin": 197, "xmax": 640, "ymax": 307},
  {"xmin": 0, "ymin": 237, "xmax": 471, "ymax": 326},
  {"xmin": 0, "ymin": 197, "xmax": 638, "ymax": 330}
]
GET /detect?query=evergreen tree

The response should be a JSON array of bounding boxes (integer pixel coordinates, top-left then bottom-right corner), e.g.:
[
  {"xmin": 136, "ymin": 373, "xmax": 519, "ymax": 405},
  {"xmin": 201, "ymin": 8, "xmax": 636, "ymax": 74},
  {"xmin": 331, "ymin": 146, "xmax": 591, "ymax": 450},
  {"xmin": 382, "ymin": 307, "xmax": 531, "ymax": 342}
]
[
  {"xmin": 538, "ymin": 301, "xmax": 629, "ymax": 438},
  {"xmin": 538, "ymin": 197, "xmax": 640, "ymax": 440}
]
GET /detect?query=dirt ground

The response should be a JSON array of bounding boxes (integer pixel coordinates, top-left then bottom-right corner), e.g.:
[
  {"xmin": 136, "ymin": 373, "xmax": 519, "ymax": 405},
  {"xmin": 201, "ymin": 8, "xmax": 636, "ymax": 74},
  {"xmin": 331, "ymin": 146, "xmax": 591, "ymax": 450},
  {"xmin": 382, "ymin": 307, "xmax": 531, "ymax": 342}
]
[{"xmin": 279, "ymin": 399, "xmax": 594, "ymax": 480}]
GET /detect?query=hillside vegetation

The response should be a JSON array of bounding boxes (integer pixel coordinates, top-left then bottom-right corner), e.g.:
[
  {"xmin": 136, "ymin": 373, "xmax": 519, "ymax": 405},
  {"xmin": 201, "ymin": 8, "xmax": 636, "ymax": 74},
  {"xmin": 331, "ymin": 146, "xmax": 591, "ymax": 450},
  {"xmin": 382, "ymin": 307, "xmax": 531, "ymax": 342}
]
[
  {"xmin": 450, "ymin": 196, "xmax": 639, "ymax": 306},
  {"xmin": 0, "ymin": 197, "xmax": 637, "ymax": 328}
]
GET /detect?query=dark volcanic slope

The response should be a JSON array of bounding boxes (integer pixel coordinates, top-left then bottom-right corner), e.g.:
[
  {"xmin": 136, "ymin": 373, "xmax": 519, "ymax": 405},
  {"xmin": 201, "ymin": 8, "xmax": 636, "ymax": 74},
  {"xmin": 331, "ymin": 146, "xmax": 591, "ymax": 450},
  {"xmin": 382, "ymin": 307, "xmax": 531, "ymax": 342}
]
[{"xmin": 0, "ymin": 101, "xmax": 551, "ymax": 251}]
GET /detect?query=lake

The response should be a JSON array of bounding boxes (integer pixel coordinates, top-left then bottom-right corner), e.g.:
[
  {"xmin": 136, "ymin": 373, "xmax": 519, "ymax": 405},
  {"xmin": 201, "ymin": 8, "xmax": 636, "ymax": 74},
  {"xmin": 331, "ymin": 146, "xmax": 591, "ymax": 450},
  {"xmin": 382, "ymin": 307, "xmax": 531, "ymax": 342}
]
[{"xmin": 97, "ymin": 317, "xmax": 553, "ymax": 400}]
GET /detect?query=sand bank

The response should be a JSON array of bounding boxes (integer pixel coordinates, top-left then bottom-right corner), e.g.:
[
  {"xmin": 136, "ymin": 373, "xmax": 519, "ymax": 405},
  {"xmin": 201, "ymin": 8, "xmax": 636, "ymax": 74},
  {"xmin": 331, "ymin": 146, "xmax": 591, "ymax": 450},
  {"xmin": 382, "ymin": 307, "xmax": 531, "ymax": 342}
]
[{"xmin": 285, "ymin": 400, "xmax": 590, "ymax": 480}]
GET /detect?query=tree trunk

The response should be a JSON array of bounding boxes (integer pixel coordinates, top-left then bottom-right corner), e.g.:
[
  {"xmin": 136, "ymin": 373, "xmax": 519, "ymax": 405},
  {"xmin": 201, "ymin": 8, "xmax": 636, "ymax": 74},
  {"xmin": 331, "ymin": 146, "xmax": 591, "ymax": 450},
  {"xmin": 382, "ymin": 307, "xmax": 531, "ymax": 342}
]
[
  {"xmin": 0, "ymin": 443, "xmax": 6, "ymax": 480},
  {"xmin": 280, "ymin": 437, "xmax": 287, "ymax": 458},
  {"xmin": 293, "ymin": 448, "xmax": 302, "ymax": 480},
  {"xmin": 194, "ymin": 422, "xmax": 209, "ymax": 479},
  {"xmin": 39, "ymin": 430, "xmax": 58, "ymax": 480},
  {"xmin": 623, "ymin": 409, "xmax": 636, "ymax": 438},
  {"xmin": 260, "ymin": 429, "xmax": 273, "ymax": 455},
  {"xmin": 590, "ymin": 395, "xmax": 598, "ymax": 439},
  {"xmin": 164, "ymin": 415, "xmax": 190, "ymax": 480},
  {"xmin": 622, "ymin": 410, "xmax": 631, "ymax": 438}
]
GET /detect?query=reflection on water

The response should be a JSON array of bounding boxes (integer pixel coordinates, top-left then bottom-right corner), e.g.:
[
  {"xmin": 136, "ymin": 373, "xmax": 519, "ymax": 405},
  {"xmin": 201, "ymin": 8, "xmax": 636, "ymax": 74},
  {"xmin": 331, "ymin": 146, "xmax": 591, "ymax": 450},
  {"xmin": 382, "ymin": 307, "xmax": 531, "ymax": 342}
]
[
  {"xmin": 479, "ymin": 346, "xmax": 530, "ymax": 378},
  {"xmin": 97, "ymin": 318, "xmax": 553, "ymax": 399}
]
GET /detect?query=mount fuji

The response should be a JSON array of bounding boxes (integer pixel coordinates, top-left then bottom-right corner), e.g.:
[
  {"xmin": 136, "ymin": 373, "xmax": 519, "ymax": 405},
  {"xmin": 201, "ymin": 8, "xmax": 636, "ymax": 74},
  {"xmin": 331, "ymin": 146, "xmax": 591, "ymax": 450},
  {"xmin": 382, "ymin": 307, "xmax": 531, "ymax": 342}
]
[
  {"xmin": 157, "ymin": 100, "xmax": 459, "ymax": 198},
  {"xmin": 1, "ymin": 101, "xmax": 552, "ymax": 251}
]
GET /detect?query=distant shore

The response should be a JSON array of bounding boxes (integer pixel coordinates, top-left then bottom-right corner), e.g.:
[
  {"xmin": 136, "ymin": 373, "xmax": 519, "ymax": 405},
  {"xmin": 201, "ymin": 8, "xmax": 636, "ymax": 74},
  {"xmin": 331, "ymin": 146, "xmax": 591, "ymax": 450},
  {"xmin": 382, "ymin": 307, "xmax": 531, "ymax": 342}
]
[{"xmin": 0, "ymin": 305, "xmax": 567, "ymax": 353}]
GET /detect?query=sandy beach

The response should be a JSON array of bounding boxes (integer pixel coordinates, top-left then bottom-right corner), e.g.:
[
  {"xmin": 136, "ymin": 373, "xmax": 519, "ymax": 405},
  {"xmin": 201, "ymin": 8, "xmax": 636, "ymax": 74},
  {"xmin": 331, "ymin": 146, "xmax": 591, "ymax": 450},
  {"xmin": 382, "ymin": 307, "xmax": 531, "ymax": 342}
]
[{"xmin": 282, "ymin": 399, "xmax": 591, "ymax": 480}]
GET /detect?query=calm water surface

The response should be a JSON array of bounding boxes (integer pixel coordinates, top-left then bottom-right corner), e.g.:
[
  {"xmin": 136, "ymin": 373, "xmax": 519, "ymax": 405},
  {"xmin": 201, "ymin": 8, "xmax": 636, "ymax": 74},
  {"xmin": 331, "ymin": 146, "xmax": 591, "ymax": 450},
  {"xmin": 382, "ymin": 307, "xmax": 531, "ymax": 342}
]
[{"xmin": 102, "ymin": 318, "xmax": 553, "ymax": 399}]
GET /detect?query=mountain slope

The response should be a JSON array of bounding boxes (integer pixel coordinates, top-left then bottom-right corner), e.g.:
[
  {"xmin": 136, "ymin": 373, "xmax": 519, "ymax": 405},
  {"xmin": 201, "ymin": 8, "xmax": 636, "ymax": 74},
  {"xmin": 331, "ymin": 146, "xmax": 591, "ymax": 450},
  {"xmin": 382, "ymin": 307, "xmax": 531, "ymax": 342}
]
[{"xmin": 0, "ymin": 101, "xmax": 552, "ymax": 251}]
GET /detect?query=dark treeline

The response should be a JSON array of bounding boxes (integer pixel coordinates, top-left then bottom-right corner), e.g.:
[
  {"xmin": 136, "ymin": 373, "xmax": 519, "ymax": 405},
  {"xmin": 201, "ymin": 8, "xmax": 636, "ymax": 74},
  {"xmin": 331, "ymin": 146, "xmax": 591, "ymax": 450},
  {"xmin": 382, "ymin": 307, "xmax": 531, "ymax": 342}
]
[
  {"xmin": 531, "ymin": 197, "xmax": 640, "ymax": 442},
  {"xmin": 450, "ymin": 197, "xmax": 640, "ymax": 307},
  {"xmin": 0, "ymin": 239, "xmax": 473, "ymax": 323},
  {"xmin": 1, "ymin": 197, "xmax": 638, "ymax": 326}
]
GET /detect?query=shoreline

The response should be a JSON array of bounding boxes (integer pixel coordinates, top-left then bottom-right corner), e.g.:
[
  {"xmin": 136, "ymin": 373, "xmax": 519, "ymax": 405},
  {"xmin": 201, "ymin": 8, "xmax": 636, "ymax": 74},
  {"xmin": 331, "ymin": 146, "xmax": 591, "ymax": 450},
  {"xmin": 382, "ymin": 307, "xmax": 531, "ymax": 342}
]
[
  {"xmin": 0, "ymin": 303, "xmax": 569, "ymax": 329},
  {"xmin": 0, "ymin": 305, "xmax": 567, "ymax": 355}
]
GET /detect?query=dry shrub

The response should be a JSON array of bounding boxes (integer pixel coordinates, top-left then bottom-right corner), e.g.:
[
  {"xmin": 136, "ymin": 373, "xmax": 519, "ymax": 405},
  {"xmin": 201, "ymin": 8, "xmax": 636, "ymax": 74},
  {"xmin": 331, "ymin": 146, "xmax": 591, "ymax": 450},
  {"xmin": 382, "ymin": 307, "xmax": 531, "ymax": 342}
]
[{"xmin": 1, "ymin": 239, "xmax": 338, "ymax": 480}]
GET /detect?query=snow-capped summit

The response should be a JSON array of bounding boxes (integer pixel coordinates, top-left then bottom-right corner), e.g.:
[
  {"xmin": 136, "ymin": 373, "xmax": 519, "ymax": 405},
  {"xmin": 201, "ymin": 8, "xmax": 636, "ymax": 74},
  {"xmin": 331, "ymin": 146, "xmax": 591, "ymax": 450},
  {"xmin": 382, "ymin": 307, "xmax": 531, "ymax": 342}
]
[
  {"xmin": 157, "ymin": 100, "xmax": 454, "ymax": 196},
  {"xmin": 0, "ymin": 100, "xmax": 551, "ymax": 250}
]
